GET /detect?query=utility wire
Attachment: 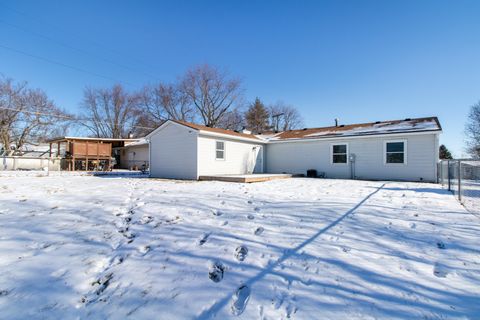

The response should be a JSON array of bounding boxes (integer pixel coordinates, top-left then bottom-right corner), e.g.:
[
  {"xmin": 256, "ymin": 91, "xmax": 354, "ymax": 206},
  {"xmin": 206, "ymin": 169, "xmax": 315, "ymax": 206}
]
[
  {"xmin": 0, "ymin": 106, "xmax": 158, "ymax": 130},
  {"xmin": 0, "ymin": 2, "xmax": 162, "ymax": 75},
  {"xmin": 0, "ymin": 19, "xmax": 162, "ymax": 82},
  {"xmin": 0, "ymin": 43, "xmax": 136, "ymax": 87}
]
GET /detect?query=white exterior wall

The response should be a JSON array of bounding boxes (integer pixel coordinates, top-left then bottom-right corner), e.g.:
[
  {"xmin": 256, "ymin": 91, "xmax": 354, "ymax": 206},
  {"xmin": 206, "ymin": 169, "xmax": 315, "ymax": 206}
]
[
  {"xmin": 265, "ymin": 133, "xmax": 439, "ymax": 182},
  {"xmin": 197, "ymin": 134, "xmax": 264, "ymax": 176},
  {"xmin": 120, "ymin": 144, "xmax": 149, "ymax": 169},
  {"xmin": 149, "ymin": 122, "xmax": 198, "ymax": 179}
]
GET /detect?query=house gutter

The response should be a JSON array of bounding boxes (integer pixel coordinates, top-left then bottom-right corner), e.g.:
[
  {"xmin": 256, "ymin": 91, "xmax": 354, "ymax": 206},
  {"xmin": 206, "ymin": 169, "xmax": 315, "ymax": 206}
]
[{"xmin": 198, "ymin": 130, "xmax": 267, "ymax": 144}]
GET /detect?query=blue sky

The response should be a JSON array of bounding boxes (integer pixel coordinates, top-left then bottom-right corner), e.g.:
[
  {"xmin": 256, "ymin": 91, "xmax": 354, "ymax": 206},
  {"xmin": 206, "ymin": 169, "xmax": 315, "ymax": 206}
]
[{"xmin": 1, "ymin": 0, "xmax": 479, "ymax": 156}]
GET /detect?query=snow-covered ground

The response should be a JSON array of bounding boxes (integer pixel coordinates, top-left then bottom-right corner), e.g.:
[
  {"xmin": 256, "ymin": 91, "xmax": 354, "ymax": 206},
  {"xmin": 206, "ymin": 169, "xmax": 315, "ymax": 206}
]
[{"xmin": 0, "ymin": 174, "xmax": 479, "ymax": 319}]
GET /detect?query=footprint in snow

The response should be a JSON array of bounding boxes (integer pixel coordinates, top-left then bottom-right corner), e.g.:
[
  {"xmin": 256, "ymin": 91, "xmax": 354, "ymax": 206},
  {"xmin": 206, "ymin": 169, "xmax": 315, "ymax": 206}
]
[
  {"xmin": 342, "ymin": 247, "xmax": 351, "ymax": 253},
  {"xmin": 254, "ymin": 227, "xmax": 264, "ymax": 236},
  {"xmin": 208, "ymin": 261, "xmax": 225, "ymax": 283},
  {"xmin": 247, "ymin": 214, "xmax": 255, "ymax": 220},
  {"xmin": 212, "ymin": 209, "xmax": 223, "ymax": 216},
  {"xmin": 437, "ymin": 241, "xmax": 446, "ymax": 249},
  {"xmin": 198, "ymin": 233, "xmax": 211, "ymax": 246},
  {"xmin": 254, "ymin": 207, "xmax": 261, "ymax": 212},
  {"xmin": 123, "ymin": 231, "xmax": 136, "ymax": 243},
  {"xmin": 235, "ymin": 245, "xmax": 248, "ymax": 261},
  {"xmin": 140, "ymin": 215, "xmax": 153, "ymax": 224},
  {"xmin": 285, "ymin": 302, "xmax": 298, "ymax": 318},
  {"xmin": 433, "ymin": 263, "xmax": 448, "ymax": 278},
  {"xmin": 111, "ymin": 255, "xmax": 125, "ymax": 265},
  {"xmin": 138, "ymin": 245, "xmax": 151, "ymax": 255},
  {"xmin": 231, "ymin": 285, "xmax": 251, "ymax": 316},
  {"xmin": 82, "ymin": 272, "xmax": 114, "ymax": 304}
]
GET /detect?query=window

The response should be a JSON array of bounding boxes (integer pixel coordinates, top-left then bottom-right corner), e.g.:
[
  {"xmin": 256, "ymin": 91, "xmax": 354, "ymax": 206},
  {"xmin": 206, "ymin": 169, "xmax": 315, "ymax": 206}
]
[
  {"xmin": 332, "ymin": 144, "xmax": 348, "ymax": 164},
  {"xmin": 216, "ymin": 141, "xmax": 225, "ymax": 160},
  {"xmin": 385, "ymin": 141, "xmax": 406, "ymax": 164}
]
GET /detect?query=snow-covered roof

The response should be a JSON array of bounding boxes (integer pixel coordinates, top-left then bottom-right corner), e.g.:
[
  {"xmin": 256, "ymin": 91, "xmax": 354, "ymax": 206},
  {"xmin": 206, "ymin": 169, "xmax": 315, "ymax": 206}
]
[
  {"xmin": 124, "ymin": 139, "xmax": 148, "ymax": 147},
  {"xmin": 263, "ymin": 117, "xmax": 441, "ymax": 141},
  {"xmin": 146, "ymin": 120, "xmax": 263, "ymax": 143},
  {"xmin": 175, "ymin": 121, "xmax": 262, "ymax": 141}
]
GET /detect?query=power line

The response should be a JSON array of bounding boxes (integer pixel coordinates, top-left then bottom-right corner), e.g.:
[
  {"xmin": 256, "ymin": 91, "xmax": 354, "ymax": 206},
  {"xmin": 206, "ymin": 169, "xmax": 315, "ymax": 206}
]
[
  {"xmin": 0, "ymin": 2, "xmax": 163, "ymax": 76},
  {"xmin": 0, "ymin": 106, "xmax": 157, "ymax": 130},
  {"xmin": 0, "ymin": 19, "xmax": 162, "ymax": 82},
  {"xmin": 0, "ymin": 43, "xmax": 136, "ymax": 87}
]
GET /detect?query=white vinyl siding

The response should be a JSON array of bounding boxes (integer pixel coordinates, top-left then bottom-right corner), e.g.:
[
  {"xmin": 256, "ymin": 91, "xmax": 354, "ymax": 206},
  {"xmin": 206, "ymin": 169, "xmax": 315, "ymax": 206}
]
[
  {"xmin": 120, "ymin": 144, "xmax": 149, "ymax": 169},
  {"xmin": 198, "ymin": 135, "xmax": 264, "ymax": 176},
  {"xmin": 266, "ymin": 133, "xmax": 438, "ymax": 182},
  {"xmin": 149, "ymin": 122, "xmax": 198, "ymax": 179}
]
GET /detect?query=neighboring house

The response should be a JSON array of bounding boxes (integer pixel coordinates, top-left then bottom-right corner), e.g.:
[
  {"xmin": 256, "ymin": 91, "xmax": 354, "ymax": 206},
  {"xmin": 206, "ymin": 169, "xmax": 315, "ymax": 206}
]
[
  {"xmin": 146, "ymin": 117, "xmax": 442, "ymax": 182},
  {"xmin": 118, "ymin": 139, "xmax": 149, "ymax": 169}
]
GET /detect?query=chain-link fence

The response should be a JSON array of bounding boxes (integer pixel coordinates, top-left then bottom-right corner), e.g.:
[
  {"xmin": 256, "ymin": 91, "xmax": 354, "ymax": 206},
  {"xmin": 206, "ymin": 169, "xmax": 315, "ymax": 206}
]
[{"xmin": 438, "ymin": 159, "xmax": 480, "ymax": 214}]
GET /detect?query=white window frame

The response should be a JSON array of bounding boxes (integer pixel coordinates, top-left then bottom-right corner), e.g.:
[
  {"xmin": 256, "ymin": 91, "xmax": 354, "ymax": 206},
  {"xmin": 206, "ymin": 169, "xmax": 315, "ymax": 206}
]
[
  {"xmin": 215, "ymin": 140, "xmax": 225, "ymax": 161},
  {"xmin": 330, "ymin": 143, "xmax": 349, "ymax": 165},
  {"xmin": 384, "ymin": 140, "xmax": 407, "ymax": 165}
]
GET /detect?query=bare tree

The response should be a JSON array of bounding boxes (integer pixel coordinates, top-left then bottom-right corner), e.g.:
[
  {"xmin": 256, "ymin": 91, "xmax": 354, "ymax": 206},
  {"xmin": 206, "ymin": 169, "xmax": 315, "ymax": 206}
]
[
  {"xmin": 179, "ymin": 64, "xmax": 243, "ymax": 127},
  {"xmin": 81, "ymin": 84, "xmax": 140, "ymax": 138},
  {"xmin": 217, "ymin": 108, "xmax": 245, "ymax": 131},
  {"xmin": 465, "ymin": 101, "xmax": 480, "ymax": 158},
  {"xmin": 0, "ymin": 77, "xmax": 69, "ymax": 155},
  {"xmin": 269, "ymin": 101, "xmax": 303, "ymax": 131},
  {"xmin": 135, "ymin": 83, "xmax": 195, "ymax": 136}
]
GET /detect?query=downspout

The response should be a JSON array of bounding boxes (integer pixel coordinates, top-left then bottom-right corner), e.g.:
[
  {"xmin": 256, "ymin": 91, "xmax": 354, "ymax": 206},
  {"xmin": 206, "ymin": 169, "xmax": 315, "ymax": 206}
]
[
  {"xmin": 148, "ymin": 138, "xmax": 151, "ymax": 178},
  {"xmin": 434, "ymin": 133, "xmax": 440, "ymax": 183},
  {"xmin": 349, "ymin": 153, "xmax": 356, "ymax": 179}
]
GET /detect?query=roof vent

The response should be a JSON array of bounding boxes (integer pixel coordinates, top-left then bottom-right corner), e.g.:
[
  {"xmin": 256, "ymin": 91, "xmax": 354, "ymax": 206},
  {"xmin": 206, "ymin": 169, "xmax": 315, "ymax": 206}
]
[
  {"xmin": 303, "ymin": 128, "xmax": 308, "ymax": 131},
  {"xmin": 335, "ymin": 118, "xmax": 339, "ymax": 127},
  {"xmin": 339, "ymin": 124, "xmax": 345, "ymax": 127},
  {"xmin": 404, "ymin": 118, "xmax": 411, "ymax": 121},
  {"xmin": 375, "ymin": 121, "xmax": 381, "ymax": 124}
]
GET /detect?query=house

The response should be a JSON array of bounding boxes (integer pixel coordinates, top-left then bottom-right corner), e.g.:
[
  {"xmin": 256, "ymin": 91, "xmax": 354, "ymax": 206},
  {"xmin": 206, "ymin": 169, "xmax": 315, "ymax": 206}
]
[{"xmin": 146, "ymin": 117, "xmax": 442, "ymax": 182}]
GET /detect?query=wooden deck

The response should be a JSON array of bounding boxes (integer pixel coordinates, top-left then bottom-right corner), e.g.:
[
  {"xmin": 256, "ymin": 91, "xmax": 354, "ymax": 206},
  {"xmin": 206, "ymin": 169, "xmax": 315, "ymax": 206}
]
[{"xmin": 198, "ymin": 174, "xmax": 292, "ymax": 183}]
